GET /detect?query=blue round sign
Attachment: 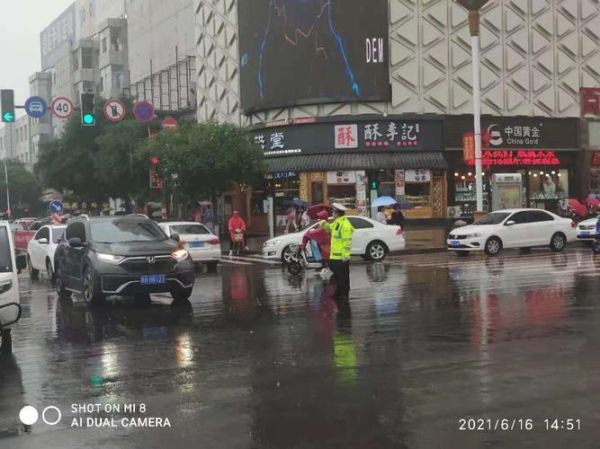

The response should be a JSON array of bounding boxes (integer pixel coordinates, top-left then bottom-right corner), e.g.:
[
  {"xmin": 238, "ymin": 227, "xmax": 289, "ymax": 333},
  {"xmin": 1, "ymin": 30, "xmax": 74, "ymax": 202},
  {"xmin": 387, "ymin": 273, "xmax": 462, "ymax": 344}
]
[
  {"xmin": 49, "ymin": 200, "xmax": 64, "ymax": 213},
  {"xmin": 25, "ymin": 96, "xmax": 48, "ymax": 118},
  {"xmin": 133, "ymin": 101, "xmax": 155, "ymax": 123}
]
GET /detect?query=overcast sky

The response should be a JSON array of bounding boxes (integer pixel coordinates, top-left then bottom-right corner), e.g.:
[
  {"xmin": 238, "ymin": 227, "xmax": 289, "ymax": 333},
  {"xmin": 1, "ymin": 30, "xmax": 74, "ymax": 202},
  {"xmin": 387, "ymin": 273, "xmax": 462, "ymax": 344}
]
[{"xmin": 0, "ymin": 0, "xmax": 74, "ymax": 106}]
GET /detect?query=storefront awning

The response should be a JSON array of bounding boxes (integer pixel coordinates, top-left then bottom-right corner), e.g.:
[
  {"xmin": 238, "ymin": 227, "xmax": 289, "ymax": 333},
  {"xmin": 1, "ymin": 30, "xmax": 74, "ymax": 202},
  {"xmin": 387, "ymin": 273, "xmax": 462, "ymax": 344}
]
[{"xmin": 265, "ymin": 152, "xmax": 448, "ymax": 172}]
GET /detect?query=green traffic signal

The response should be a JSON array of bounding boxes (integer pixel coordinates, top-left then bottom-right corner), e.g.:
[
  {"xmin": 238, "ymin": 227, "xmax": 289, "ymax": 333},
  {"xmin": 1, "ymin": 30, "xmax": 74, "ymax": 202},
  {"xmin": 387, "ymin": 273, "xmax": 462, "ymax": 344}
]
[
  {"xmin": 83, "ymin": 113, "xmax": 95, "ymax": 125},
  {"xmin": 1, "ymin": 89, "xmax": 15, "ymax": 123}
]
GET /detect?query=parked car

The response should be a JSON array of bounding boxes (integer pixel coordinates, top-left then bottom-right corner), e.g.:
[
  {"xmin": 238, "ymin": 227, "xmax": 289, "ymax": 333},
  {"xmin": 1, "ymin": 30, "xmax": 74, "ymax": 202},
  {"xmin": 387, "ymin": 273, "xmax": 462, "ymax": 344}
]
[
  {"xmin": 158, "ymin": 221, "xmax": 220, "ymax": 270},
  {"xmin": 576, "ymin": 216, "xmax": 599, "ymax": 242},
  {"xmin": 263, "ymin": 216, "xmax": 405, "ymax": 263},
  {"xmin": 447, "ymin": 208, "xmax": 577, "ymax": 256},
  {"xmin": 54, "ymin": 215, "xmax": 195, "ymax": 306},
  {"xmin": 26, "ymin": 225, "xmax": 66, "ymax": 281},
  {"xmin": 0, "ymin": 221, "xmax": 27, "ymax": 354}
]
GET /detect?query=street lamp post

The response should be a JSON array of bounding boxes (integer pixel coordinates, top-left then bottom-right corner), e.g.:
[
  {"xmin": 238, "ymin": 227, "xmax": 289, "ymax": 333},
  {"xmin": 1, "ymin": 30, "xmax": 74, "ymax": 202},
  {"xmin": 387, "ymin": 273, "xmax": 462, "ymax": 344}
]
[
  {"xmin": 456, "ymin": 0, "xmax": 490, "ymax": 214},
  {"xmin": 4, "ymin": 160, "xmax": 10, "ymax": 219}
]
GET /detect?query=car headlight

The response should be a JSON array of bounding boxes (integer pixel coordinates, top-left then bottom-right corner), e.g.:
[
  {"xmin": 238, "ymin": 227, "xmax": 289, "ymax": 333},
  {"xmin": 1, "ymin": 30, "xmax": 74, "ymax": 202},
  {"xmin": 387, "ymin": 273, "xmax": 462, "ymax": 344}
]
[
  {"xmin": 465, "ymin": 233, "xmax": 482, "ymax": 238},
  {"xmin": 97, "ymin": 253, "xmax": 124, "ymax": 264},
  {"xmin": 171, "ymin": 248, "xmax": 189, "ymax": 261},
  {"xmin": 264, "ymin": 239, "xmax": 280, "ymax": 248}
]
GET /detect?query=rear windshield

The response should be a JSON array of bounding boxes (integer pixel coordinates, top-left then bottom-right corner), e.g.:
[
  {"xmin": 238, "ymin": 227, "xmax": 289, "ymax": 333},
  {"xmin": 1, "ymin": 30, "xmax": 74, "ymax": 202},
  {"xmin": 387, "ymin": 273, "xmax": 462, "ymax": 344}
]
[
  {"xmin": 53, "ymin": 228, "xmax": 66, "ymax": 243},
  {"xmin": 0, "ymin": 228, "xmax": 13, "ymax": 273},
  {"xmin": 90, "ymin": 219, "xmax": 167, "ymax": 243},
  {"xmin": 170, "ymin": 224, "xmax": 210, "ymax": 235}
]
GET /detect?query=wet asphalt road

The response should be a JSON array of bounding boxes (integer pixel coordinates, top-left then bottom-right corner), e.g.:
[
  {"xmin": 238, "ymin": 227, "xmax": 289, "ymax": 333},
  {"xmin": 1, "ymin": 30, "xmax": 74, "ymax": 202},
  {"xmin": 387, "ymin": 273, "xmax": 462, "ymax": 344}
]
[{"xmin": 2, "ymin": 248, "xmax": 600, "ymax": 448}]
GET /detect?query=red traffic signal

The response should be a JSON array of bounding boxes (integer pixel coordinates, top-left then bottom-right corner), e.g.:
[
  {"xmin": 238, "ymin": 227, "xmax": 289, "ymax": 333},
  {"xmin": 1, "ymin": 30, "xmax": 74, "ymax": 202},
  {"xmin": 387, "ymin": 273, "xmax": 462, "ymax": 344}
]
[{"xmin": 150, "ymin": 155, "xmax": 160, "ymax": 166}]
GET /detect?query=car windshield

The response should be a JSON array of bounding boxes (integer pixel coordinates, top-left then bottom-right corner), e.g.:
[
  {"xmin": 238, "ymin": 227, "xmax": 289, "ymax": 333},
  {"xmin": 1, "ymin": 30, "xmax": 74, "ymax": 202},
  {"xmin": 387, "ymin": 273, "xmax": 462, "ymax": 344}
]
[
  {"xmin": 90, "ymin": 218, "xmax": 167, "ymax": 243},
  {"xmin": 474, "ymin": 212, "xmax": 511, "ymax": 225},
  {"xmin": 170, "ymin": 224, "xmax": 210, "ymax": 235},
  {"xmin": 52, "ymin": 228, "xmax": 66, "ymax": 243}
]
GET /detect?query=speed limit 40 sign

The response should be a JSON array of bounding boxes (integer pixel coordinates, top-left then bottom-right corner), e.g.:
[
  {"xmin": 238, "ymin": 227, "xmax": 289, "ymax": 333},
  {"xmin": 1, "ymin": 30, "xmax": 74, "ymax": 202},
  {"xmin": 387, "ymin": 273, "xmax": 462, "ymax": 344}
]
[{"xmin": 51, "ymin": 96, "xmax": 74, "ymax": 120}]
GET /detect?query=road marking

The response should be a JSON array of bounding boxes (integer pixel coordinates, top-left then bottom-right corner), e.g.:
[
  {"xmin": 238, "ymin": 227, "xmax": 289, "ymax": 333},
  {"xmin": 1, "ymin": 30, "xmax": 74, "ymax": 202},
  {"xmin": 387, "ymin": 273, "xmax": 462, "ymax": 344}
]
[{"xmin": 219, "ymin": 258, "xmax": 253, "ymax": 266}]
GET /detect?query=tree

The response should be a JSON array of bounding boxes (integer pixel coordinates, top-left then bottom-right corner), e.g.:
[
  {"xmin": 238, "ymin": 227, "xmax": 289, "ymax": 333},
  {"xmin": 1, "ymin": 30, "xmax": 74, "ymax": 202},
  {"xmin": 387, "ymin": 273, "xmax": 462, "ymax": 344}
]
[
  {"xmin": 139, "ymin": 121, "xmax": 265, "ymax": 203},
  {"xmin": 0, "ymin": 161, "xmax": 43, "ymax": 216}
]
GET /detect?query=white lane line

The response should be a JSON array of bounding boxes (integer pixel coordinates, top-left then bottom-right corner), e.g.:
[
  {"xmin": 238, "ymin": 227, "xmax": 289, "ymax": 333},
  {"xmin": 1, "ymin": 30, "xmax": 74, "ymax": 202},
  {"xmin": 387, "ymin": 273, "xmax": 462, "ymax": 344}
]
[
  {"xmin": 229, "ymin": 255, "xmax": 281, "ymax": 265},
  {"xmin": 219, "ymin": 258, "xmax": 253, "ymax": 266}
]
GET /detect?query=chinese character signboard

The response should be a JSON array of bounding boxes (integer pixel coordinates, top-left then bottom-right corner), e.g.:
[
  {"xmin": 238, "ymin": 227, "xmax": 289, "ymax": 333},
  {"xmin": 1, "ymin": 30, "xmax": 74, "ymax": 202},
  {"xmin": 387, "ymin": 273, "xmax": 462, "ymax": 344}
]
[
  {"xmin": 405, "ymin": 169, "xmax": 431, "ymax": 183},
  {"xmin": 334, "ymin": 125, "xmax": 358, "ymax": 149},
  {"xmin": 250, "ymin": 118, "xmax": 442, "ymax": 157},
  {"xmin": 581, "ymin": 88, "xmax": 600, "ymax": 116},
  {"xmin": 463, "ymin": 131, "xmax": 475, "ymax": 162},
  {"xmin": 445, "ymin": 116, "xmax": 578, "ymax": 150},
  {"xmin": 466, "ymin": 150, "xmax": 561, "ymax": 167}
]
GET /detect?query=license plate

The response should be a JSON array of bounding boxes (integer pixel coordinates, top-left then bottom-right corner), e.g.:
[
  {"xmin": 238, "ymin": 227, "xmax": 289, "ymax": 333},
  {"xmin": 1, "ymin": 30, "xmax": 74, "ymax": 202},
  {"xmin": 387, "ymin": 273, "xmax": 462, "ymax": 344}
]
[
  {"xmin": 189, "ymin": 241, "xmax": 205, "ymax": 248},
  {"xmin": 449, "ymin": 240, "xmax": 461, "ymax": 247},
  {"xmin": 579, "ymin": 231, "xmax": 590, "ymax": 236},
  {"xmin": 140, "ymin": 274, "xmax": 166, "ymax": 285}
]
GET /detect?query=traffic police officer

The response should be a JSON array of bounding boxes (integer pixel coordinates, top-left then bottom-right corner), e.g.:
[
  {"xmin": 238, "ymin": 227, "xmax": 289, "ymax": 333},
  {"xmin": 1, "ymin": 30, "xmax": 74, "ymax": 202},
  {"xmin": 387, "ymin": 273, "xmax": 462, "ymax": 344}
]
[{"xmin": 320, "ymin": 203, "xmax": 355, "ymax": 299}]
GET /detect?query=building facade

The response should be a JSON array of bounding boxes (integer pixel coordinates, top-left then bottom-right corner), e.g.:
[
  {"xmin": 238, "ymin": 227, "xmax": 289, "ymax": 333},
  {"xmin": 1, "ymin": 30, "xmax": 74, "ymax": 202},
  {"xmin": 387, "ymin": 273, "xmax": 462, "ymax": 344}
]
[
  {"xmin": 127, "ymin": 0, "xmax": 197, "ymax": 114},
  {"xmin": 194, "ymin": 0, "xmax": 600, "ymax": 232}
]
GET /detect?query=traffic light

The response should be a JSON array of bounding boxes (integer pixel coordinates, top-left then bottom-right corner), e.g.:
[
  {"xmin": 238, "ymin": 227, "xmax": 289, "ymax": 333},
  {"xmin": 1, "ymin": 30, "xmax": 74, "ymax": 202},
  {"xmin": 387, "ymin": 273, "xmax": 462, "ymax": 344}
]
[
  {"xmin": 80, "ymin": 93, "xmax": 96, "ymax": 126},
  {"xmin": 369, "ymin": 178, "xmax": 379, "ymax": 190},
  {"xmin": 1, "ymin": 90, "xmax": 15, "ymax": 123}
]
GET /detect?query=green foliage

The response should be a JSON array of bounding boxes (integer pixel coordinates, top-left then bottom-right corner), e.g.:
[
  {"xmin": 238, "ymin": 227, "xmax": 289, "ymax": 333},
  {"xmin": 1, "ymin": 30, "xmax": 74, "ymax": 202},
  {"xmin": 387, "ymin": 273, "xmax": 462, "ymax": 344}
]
[
  {"xmin": 0, "ymin": 161, "xmax": 43, "ymax": 216},
  {"xmin": 139, "ymin": 121, "xmax": 265, "ymax": 201}
]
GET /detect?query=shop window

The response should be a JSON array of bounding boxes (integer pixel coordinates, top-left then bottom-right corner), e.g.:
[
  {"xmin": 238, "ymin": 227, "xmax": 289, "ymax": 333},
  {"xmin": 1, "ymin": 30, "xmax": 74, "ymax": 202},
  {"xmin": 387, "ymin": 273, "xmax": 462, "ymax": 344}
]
[
  {"xmin": 405, "ymin": 183, "xmax": 431, "ymax": 208},
  {"xmin": 528, "ymin": 169, "xmax": 568, "ymax": 200},
  {"xmin": 328, "ymin": 184, "xmax": 356, "ymax": 210},
  {"xmin": 311, "ymin": 182, "xmax": 324, "ymax": 204}
]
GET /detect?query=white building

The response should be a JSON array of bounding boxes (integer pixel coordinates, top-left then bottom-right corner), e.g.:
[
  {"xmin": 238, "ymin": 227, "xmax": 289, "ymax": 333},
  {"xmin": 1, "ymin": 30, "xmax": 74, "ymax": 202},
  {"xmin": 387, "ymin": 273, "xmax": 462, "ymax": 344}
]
[
  {"xmin": 0, "ymin": 115, "xmax": 33, "ymax": 168},
  {"xmin": 127, "ymin": 0, "xmax": 196, "ymax": 113}
]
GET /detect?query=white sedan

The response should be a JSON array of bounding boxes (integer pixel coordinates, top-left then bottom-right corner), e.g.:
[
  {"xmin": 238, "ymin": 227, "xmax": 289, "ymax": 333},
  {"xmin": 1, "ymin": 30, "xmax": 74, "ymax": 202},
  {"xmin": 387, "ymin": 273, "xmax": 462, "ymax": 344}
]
[
  {"xmin": 27, "ymin": 225, "xmax": 66, "ymax": 281},
  {"xmin": 447, "ymin": 208, "xmax": 577, "ymax": 256},
  {"xmin": 158, "ymin": 221, "xmax": 221, "ymax": 270},
  {"xmin": 576, "ymin": 216, "xmax": 598, "ymax": 242},
  {"xmin": 263, "ymin": 216, "xmax": 405, "ymax": 263}
]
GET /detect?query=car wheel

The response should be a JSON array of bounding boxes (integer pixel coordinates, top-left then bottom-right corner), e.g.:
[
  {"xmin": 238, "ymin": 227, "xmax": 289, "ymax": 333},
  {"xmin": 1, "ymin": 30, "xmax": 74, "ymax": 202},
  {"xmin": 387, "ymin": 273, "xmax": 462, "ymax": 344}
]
[
  {"xmin": 593, "ymin": 240, "xmax": 600, "ymax": 254},
  {"xmin": 484, "ymin": 237, "xmax": 502, "ymax": 256},
  {"xmin": 206, "ymin": 262, "xmax": 218, "ymax": 273},
  {"xmin": 0, "ymin": 329, "xmax": 12, "ymax": 355},
  {"xmin": 82, "ymin": 267, "xmax": 105, "ymax": 306},
  {"xmin": 46, "ymin": 259, "xmax": 55, "ymax": 284},
  {"xmin": 28, "ymin": 256, "xmax": 39, "ymax": 280},
  {"xmin": 550, "ymin": 233, "xmax": 566, "ymax": 252},
  {"xmin": 171, "ymin": 287, "xmax": 192, "ymax": 304},
  {"xmin": 281, "ymin": 245, "xmax": 294, "ymax": 264},
  {"xmin": 55, "ymin": 264, "xmax": 71, "ymax": 298},
  {"xmin": 366, "ymin": 241, "xmax": 388, "ymax": 262}
]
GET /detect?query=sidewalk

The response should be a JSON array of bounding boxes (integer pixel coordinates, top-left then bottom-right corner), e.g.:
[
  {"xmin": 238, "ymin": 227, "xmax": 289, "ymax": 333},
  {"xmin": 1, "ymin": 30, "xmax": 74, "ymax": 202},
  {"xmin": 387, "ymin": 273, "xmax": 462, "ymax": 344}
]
[{"xmin": 224, "ymin": 223, "xmax": 449, "ymax": 256}]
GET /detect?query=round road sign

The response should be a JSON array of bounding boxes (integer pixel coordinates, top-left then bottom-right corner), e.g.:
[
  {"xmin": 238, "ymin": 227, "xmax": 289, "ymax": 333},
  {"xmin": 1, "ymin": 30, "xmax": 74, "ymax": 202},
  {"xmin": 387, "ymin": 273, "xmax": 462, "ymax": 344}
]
[
  {"xmin": 103, "ymin": 99, "xmax": 126, "ymax": 122},
  {"xmin": 133, "ymin": 101, "xmax": 155, "ymax": 123},
  {"xmin": 51, "ymin": 96, "xmax": 74, "ymax": 120},
  {"xmin": 49, "ymin": 200, "xmax": 64, "ymax": 213},
  {"xmin": 25, "ymin": 96, "xmax": 48, "ymax": 118},
  {"xmin": 161, "ymin": 116, "xmax": 178, "ymax": 129}
]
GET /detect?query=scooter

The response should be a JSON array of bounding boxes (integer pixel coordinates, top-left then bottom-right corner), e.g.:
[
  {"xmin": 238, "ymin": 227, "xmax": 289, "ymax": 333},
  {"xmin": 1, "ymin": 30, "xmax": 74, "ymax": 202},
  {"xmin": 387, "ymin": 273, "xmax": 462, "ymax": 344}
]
[
  {"xmin": 231, "ymin": 229, "xmax": 244, "ymax": 256},
  {"xmin": 286, "ymin": 241, "xmax": 328, "ymax": 276}
]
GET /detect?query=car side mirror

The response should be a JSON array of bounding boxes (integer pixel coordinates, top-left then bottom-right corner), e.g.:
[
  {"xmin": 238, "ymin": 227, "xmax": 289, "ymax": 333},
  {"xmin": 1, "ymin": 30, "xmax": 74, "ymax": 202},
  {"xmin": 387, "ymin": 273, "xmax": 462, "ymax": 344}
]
[
  {"xmin": 505, "ymin": 220, "xmax": 516, "ymax": 226},
  {"xmin": 170, "ymin": 232, "xmax": 180, "ymax": 242},
  {"xmin": 16, "ymin": 253, "xmax": 27, "ymax": 271},
  {"xmin": 68, "ymin": 237, "xmax": 85, "ymax": 248},
  {"xmin": 38, "ymin": 238, "xmax": 49, "ymax": 245}
]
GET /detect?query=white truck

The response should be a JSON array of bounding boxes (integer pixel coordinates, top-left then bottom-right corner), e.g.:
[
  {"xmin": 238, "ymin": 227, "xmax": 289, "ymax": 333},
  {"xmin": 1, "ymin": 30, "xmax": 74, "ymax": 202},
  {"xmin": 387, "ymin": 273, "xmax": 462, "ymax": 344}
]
[{"xmin": 0, "ymin": 221, "xmax": 27, "ymax": 354}]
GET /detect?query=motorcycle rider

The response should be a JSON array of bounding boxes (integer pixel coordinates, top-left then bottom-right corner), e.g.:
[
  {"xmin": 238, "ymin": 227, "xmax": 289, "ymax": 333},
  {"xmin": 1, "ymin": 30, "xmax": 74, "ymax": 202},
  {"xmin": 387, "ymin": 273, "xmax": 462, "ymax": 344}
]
[
  {"xmin": 228, "ymin": 210, "xmax": 247, "ymax": 255},
  {"xmin": 301, "ymin": 210, "xmax": 331, "ymax": 262}
]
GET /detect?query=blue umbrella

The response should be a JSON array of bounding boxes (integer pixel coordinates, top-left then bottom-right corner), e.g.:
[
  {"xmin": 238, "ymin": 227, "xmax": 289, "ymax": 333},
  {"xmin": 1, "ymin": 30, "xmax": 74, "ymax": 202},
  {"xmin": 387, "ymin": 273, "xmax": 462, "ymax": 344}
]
[{"xmin": 372, "ymin": 196, "xmax": 397, "ymax": 208}]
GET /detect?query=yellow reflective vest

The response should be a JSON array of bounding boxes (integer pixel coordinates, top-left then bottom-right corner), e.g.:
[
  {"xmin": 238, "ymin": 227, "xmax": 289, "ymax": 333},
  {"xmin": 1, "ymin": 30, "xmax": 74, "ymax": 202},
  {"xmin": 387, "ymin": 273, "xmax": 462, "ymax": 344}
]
[{"xmin": 321, "ymin": 216, "xmax": 355, "ymax": 261}]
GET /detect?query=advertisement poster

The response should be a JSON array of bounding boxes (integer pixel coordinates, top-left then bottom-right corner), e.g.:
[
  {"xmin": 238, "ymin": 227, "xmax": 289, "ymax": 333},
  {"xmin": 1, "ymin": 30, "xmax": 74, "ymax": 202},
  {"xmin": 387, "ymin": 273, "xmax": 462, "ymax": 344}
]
[{"xmin": 395, "ymin": 169, "xmax": 405, "ymax": 197}]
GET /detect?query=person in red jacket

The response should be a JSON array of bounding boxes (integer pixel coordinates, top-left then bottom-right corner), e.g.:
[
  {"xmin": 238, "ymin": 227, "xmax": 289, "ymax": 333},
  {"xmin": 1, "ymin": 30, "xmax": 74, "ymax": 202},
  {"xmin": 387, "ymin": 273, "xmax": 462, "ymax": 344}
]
[
  {"xmin": 301, "ymin": 210, "xmax": 331, "ymax": 262},
  {"xmin": 228, "ymin": 211, "xmax": 247, "ymax": 254}
]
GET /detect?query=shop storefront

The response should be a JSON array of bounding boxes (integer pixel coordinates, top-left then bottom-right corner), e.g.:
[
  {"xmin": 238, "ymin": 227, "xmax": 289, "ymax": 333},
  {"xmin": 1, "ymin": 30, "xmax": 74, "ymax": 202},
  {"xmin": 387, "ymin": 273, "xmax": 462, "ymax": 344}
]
[
  {"xmin": 249, "ymin": 116, "xmax": 446, "ymax": 228},
  {"xmin": 444, "ymin": 116, "xmax": 582, "ymax": 216},
  {"xmin": 589, "ymin": 121, "xmax": 600, "ymax": 196}
]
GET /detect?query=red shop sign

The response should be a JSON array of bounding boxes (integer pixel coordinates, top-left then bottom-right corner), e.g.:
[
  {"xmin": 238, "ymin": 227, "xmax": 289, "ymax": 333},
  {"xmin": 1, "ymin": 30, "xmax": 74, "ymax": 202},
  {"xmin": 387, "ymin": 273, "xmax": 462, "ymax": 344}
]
[
  {"xmin": 466, "ymin": 150, "xmax": 561, "ymax": 167},
  {"xmin": 593, "ymin": 152, "xmax": 600, "ymax": 166},
  {"xmin": 581, "ymin": 88, "xmax": 600, "ymax": 115}
]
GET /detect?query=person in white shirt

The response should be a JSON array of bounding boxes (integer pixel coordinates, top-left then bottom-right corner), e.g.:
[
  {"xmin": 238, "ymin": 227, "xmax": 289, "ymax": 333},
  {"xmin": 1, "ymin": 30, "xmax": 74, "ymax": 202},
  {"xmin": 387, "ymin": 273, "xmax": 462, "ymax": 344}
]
[{"xmin": 375, "ymin": 206, "xmax": 387, "ymax": 225}]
